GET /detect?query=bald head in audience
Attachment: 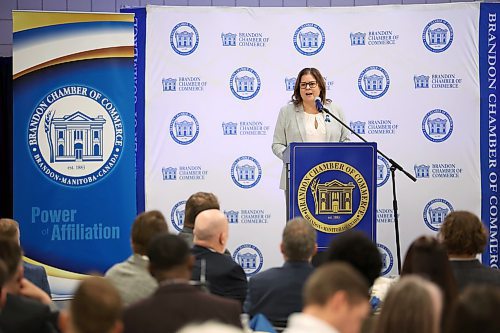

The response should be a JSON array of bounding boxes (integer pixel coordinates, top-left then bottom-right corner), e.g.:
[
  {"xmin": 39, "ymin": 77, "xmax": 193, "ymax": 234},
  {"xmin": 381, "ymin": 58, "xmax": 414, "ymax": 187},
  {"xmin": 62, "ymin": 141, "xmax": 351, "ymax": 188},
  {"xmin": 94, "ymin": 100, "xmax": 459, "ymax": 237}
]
[{"xmin": 193, "ymin": 209, "xmax": 228, "ymax": 254}]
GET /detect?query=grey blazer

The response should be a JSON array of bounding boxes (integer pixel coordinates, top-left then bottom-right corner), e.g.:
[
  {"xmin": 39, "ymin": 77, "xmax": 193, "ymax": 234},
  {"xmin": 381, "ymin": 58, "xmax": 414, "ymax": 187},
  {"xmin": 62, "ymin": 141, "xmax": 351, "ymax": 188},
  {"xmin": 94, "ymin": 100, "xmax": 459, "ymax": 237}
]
[{"xmin": 272, "ymin": 102, "xmax": 350, "ymax": 189}]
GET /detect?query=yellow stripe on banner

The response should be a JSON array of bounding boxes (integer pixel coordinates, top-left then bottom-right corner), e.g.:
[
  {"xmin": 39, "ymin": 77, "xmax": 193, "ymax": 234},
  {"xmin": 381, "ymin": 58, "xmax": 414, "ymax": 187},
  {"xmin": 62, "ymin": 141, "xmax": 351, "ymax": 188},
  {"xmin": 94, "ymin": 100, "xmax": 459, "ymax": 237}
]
[
  {"xmin": 13, "ymin": 46, "xmax": 134, "ymax": 80},
  {"xmin": 23, "ymin": 256, "xmax": 88, "ymax": 280},
  {"xmin": 13, "ymin": 11, "xmax": 134, "ymax": 33}
]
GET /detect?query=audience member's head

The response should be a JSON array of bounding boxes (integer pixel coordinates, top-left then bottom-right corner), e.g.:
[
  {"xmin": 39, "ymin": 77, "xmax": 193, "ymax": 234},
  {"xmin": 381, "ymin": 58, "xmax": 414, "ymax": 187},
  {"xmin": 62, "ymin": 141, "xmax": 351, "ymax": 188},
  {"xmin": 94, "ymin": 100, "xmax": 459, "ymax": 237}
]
[
  {"xmin": 0, "ymin": 259, "xmax": 8, "ymax": 306},
  {"xmin": 184, "ymin": 192, "xmax": 220, "ymax": 230},
  {"xmin": 281, "ymin": 218, "xmax": 317, "ymax": 262},
  {"xmin": 303, "ymin": 262, "xmax": 370, "ymax": 333},
  {"xmin": 147, "ymin": 234, "xmax": 193, "ymax": 282},
  {"xmin": 0, "ymin": 218, "xmax": 20, "ymax": 243},
  {"xmin": 176, "ymin": 321, "xmax": 244, "ymax": 333},
  {"xmin": 61, "ymin": 276, "xmax": 123, "ymax": 333},
  {"xmin": 402, "ymin": 235, "xmax": 457, "ymax": 329},
  {"xmin": 0, "ymin": 237, "xmax": 23, "ymax": 294},
  {"xmin": 193, "ymin": 209, "xmax": 228, "ymax": 254},
  {"xmin": 323, "ymin": 231, "xmax": 382, "ymax": 287},
  {"xmin": 131, "ymin": 210, "xmax": 168, "ymax": 255},
  {"xmin": 374, "ymin": 275, "xmax": 442, "ymax": 333},
  {"xmin": 439, "ymin": 211, "xmax": 487, "ymax": 258},
  {"xmin": 446, "ymin": 285, "xmax": 500, "ymax": 333}
]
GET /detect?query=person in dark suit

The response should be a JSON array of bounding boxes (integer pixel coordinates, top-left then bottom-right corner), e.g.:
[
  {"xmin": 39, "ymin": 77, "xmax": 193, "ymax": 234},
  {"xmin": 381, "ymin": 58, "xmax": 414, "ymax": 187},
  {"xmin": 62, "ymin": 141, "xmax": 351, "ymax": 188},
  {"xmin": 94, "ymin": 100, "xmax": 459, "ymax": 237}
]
[
  {"xmin": 191, "ymin": 209, "xmax": 247, "ymax": 305},
  {"xmin": 123, "ymin": 234, "xmax": 242, "ymax": 333},
  {"xmin": 0, "ymin": 218, "xmax": 51, "ymax": 296},
  {"xmin": 0, "ymin": 238, "xmax": 58, "ymax": 333},
  {"xmin": 439, "ymin": 211, "xmax": 500, "ymax": 291},
  {"xmin": 244, "ymin": 217, "xmax": 316, "ymax": 326}
]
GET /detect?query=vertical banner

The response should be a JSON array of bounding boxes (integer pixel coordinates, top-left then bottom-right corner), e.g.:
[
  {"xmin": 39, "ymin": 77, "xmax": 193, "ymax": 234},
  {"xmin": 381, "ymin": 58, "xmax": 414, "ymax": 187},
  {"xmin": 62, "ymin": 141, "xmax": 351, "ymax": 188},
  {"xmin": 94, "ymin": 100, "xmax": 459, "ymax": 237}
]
[
  {"xmin": 480, "ymin": 3, "xmax": 500, "ymax": 268},
  {"xmin": 13, "ymin": 12, "xmax": 136, "ymax": 296}
]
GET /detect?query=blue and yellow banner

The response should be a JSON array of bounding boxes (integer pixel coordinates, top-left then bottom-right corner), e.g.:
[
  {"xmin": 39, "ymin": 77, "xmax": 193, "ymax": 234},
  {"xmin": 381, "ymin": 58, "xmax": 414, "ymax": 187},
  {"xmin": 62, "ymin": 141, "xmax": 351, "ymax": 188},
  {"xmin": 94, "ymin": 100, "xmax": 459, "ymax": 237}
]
[{"xmin": 13, "ymin": 11, "xmax": 136, "ymax": 296}]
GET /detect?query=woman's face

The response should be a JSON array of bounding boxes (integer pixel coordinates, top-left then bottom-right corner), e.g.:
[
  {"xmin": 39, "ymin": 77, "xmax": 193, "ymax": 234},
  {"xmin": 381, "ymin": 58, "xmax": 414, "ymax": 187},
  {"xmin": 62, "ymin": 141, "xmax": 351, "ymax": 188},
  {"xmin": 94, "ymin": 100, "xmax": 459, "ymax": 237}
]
[{"xmin": 299, "ymin": 73, "xmax": 320, "ymax": 104}]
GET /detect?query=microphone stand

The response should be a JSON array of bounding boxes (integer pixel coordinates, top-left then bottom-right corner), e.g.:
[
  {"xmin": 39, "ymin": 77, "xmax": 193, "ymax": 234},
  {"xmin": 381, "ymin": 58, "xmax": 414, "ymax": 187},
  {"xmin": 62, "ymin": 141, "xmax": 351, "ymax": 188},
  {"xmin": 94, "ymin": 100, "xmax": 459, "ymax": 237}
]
[{"xmin": 319, "ymin": 106, "xmax": 416, "ymax": 274}]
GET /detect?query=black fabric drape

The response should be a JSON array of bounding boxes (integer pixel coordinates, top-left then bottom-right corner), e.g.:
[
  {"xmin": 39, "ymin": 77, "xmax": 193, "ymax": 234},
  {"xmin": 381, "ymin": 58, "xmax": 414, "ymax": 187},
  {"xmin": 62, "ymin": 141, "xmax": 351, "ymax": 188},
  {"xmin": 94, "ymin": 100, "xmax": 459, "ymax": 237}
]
[{"xmin": 0, "ymin": 57, "xmax": 13, "ymax": 218}]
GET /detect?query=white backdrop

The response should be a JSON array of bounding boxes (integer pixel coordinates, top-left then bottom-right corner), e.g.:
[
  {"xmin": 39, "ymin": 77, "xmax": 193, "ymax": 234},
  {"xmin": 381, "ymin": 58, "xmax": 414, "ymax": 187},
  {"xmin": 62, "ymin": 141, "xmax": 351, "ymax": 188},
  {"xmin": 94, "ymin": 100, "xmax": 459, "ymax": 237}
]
[{"xmin": 143, "ymin": 3, "xmax": 480, "ymax": 277}]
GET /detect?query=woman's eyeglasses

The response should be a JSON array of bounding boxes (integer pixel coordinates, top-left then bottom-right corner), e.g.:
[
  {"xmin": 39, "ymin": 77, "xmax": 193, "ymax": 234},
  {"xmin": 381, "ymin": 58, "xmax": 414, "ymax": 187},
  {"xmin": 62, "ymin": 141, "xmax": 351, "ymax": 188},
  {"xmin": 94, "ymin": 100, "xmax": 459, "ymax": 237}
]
[{"xmin": 300, "ymin": 81, "xmax": 318, "ymax": 89}]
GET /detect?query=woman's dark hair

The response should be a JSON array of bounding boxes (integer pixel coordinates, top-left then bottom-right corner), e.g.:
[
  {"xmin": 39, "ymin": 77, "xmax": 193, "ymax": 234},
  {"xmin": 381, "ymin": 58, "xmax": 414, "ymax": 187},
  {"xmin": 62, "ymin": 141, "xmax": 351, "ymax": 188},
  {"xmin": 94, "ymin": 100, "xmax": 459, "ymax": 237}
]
[{"xmin": 291, "ymin": 68, "xmax": 329, "ymax": 106}]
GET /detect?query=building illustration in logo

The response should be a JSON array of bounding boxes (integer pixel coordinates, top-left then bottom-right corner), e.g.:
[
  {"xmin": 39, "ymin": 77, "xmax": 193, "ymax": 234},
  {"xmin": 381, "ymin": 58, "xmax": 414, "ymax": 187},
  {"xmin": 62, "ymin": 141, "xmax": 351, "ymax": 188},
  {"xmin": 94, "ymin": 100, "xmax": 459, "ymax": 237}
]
[
  {"xmin": 350, "ymin": 32, "xmax": 366, "ymax": 45},
  {"xmin": 232, "ymin": 243, "xmax": 264, "ymax": 276},
  {"xmin": 427, "ymin": 118, "xmax": 447, "ymax": 135},
  {"xmin": 293, "ymin": 23, "xmax": 325, "ymax": 56},
  {"xmin": 222, "ymin": 122, "xmax": 238, "ymax": 135},
  {"xmin": 310, "ymin": 178, "xmax": 354, "ymax": 215},
  {"xmin": 170, "ymin": 22, "xmax": 199, "ymax": 56},
  {"xmin": 285, "ymin": 77, "xmax": 296, "ymax": 91},
  {"xmin": 414, "ymin": 164, "xmax": 430, "ymax": 178},
  {"xmin": 231, "ymin": 156, "xmax": 262, "ymax": 188},
  {"xmin": 414, "ymin": 75, "xmax": 429, "ymax": 88},
  {"xmin": 422, "ymin": 109, "xmax": 453, "ymax": 143},
  {"xmin": 162, "ymin": 167, "xmax": 177, "ymax": 180},
  {"xmin": 299, "ymin": 31, "xmax": 319, "ymax": 48},
  {"xmin": 225, "ymin": 210, "xmax": 239, "ymax": 223},
  {"xmin": 351, "ymin": 121, "xmax": 366, "ymax": 134},
  {"xmin": 423, "ymin": 198, "xmax": 454, "ymax": 231},
  {"xmin": 377, "ymin": 156, "xmax": 390, "ymax": 187},
  {"xmin": 358, "ymin": 66, "xmax": 390, "ymax": 99},
  {"xmin": 428, "ymin": 27, "xmax": 448, "ymax": 45},
  {"xmin": 221, "ymin": 32, "xmax": 236, "ymax": 46},
  {"xmin": 364, "ymin": 74, "xmax": 384, "ymax": 92},
  {"xmin": 169, "ymin": 112, "xmax": 200, "ymax": 145},
  {"xmin": 422, "ymin": 19, "xmax": 454, "ymax": 53},
  {"xmin": 162, "ymin": 78, "xmax": 176, "ymax": 91},
  {"xmin": 235, "ymin": 75, "xmax": 255, "ymax": 92},
  {"xmin": 236, "ymin": 164, "xmax": 255, "ymax": 181},
  {"xmin": 50, "ymin": 111, "xmax": 106, "ymax": 162}
]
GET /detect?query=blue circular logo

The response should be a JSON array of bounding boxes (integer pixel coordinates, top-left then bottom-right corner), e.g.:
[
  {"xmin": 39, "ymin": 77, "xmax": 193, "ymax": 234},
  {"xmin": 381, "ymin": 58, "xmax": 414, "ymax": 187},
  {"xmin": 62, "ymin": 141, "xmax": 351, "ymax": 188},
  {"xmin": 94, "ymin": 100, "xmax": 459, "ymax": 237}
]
[
  {"xmin": 293, "ymin": 23, "xmax": 325, "ymax": 56},
  {"xmin": 230, "ymin": 156, "xmax": 262, "ymax": 189},
  {"xmin": 170, "ymin": 200, "xmax": 186, "ymax": 232},
  {"xmin": 170, "ymin": 22, "xmax": 199, "ymax": 56},
  {"xmin": 232, "ymin": 243, "xmax": 264, "ymax": 276},
  {"xmin": 422, "ymin": 19, "xmax": 454, "ymax": 53},
  {"xmin": 423, "ymin": 198, "xmax": 454, "ymax": 232},
  {"xmin": 169, "ymin": 112, "xmax": 200, "ymax": 145},
  {"xmin": 358, "ymin": 66, "xmax": 390, "ymax": 99},
  {"xmin": 422, "ymin": 109, "xmax": 453, "ymax": 143},
  {"xmin": 28, "ymin": 86, "xmax": 123, "ymax": 187},
  {"xmin": 229, "ymin": 67, "xmax": 261, "ymax": 100},
  {"xmin": 377, "ymin": 243, "xmax": 394, "ymax": 276},
  {"xmin": 377, "ymin": 156, "xmax": 390, "ymax": 187}
]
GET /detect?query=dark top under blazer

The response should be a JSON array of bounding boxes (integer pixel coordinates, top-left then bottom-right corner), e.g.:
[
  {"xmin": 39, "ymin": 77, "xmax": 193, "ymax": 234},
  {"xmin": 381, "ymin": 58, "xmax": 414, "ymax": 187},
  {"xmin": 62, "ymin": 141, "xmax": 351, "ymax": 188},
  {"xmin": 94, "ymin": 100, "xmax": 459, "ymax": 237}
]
[
  {"xmin": 191, "ymin": 245, "xmax": 248, "ymax": 305},
  {"xmin": 122, "ymin": 283, "xmax": 242, "ymax": 333},
  {"xmin": 244, "ymin": 261, "xmax": 314, "ymax": 326},
  {"xmin": 450, "ymin": 259, "xmax": 500, "ymax": 291}
]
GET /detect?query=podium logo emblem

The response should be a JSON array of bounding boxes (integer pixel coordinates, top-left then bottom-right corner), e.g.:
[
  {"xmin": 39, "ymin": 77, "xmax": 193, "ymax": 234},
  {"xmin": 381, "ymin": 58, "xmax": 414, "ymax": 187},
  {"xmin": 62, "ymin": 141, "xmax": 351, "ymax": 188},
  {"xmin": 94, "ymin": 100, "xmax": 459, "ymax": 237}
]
[
  {"xmin": 170, "ymin": 22, "xmax": 199, "ymax": 56},
  {"xmin": 28, "ymin": 86, "xmax": 123, "ymax": 187},
  {"xmin": 423, "ymin": 198, "xmax": 454, "ymax": 231},
  {"xmin": 230, "ymin": 67, "xmax": 261, "ymax": 100},
  {"xmin": 298, "ymin": 161, "xmax": 370, "ymax": 234},
  {"xmin": 169, "ymin": 112, "xmax": 200, "ymax": 145},
  {"xmin": 377, "ymin": 243, "xmax": 394, "ymax": 276},
  {"xmin": 422, "ymin": 19, "xmax": 453, "ymax": 53},
  {"xmin": 293, "ymin": 23, "xmax": 325, "ymax": 56},
  {"xmin": 358, "ymin": 66, "xmax": 390, "ymax": 99},
  {"xmin": 170, "ymin": 200, "xmax": 186, "ymax": 232},
  {"xmin": 422, "ymin": 109, "xmax": 453, "ymax": 143},
  {"xmin": 233, "ymin": 243, "xmax": 263, "ymax": 276}
]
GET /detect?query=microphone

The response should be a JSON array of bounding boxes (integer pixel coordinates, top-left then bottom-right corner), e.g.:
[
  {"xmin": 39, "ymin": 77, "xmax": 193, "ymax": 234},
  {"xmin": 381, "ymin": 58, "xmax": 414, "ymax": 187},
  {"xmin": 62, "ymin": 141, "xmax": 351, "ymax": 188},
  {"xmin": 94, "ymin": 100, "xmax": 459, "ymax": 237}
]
[{"xmin": 315, "ymin": 97, "xmax": 325, "ymax": 112}]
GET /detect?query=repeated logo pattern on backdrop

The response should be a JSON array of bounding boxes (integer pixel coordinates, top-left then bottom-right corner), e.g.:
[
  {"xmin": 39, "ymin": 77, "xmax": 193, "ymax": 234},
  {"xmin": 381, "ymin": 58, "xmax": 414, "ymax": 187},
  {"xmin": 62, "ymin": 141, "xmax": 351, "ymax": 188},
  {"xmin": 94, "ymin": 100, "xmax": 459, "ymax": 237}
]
[{"xmin": 144, "ymin": 4, "xmax": 482, "ymax": 277}]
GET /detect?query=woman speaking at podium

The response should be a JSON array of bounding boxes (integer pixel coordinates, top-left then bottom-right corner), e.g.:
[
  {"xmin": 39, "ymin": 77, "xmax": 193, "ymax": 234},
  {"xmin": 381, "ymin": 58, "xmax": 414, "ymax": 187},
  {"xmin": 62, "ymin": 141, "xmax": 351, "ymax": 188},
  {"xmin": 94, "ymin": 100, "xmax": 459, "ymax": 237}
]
[{"xmin": 272, "ymin": 67, "xmax": 350, "ymax": 191}]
